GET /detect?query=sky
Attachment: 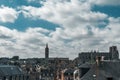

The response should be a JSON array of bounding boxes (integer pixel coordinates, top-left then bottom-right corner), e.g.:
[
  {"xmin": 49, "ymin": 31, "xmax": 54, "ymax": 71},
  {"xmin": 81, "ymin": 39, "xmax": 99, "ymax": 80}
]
[{"xmin": 0, "ymin": 0, "xmax": 120, "ymax": 59}]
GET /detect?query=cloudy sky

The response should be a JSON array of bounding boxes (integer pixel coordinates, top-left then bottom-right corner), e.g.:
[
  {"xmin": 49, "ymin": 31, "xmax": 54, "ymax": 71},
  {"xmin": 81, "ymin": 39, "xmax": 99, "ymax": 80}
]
[{"xmin": 0, "ymin": 0, "xmax": 120, "ymax": 59}]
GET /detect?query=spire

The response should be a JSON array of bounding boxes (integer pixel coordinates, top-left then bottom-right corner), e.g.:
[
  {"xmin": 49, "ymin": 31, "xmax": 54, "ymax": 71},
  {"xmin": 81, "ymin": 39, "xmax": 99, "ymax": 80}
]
[
  {"xmin": 45, "ymin": 43, "xmax": 49, "ymax": 59},
  {"xmin": 46, "ymin": 43, "xmax": 48, "ymax": 48}
]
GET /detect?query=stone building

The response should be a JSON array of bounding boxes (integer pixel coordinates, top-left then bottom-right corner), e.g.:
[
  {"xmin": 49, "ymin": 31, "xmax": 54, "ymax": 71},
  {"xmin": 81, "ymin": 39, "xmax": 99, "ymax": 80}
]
[
  {"xmin": 40, "ymin": 68, "xmax": 54, "ymax": 80},
  {"xmin": 78, "ymin": 46, "xmax": 119, "ymax": 64}
]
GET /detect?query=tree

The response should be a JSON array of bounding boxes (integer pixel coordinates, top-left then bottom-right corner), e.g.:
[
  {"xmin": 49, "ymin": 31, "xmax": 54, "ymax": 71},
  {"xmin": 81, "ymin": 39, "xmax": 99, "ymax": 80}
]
[{"xmin": 11, "ymin": 56, "xmax": 19, "ymax": 60}]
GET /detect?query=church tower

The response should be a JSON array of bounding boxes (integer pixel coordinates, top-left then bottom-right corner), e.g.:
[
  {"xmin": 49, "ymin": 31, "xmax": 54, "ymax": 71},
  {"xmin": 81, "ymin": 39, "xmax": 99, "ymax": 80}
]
[
  {"xmin": 45, "ymin": 43, "xmax": 49, "ymax": 59},
  {"xmin": 109, "ymin": 46, "xmax": 119, "ymax": 60}
]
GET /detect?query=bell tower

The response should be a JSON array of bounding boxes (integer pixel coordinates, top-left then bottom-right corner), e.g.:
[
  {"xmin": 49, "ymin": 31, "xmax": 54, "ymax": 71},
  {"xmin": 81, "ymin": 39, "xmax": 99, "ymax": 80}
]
[
  {"xmin": 109, "ymin": 46, "xmax": 119, "ymax": 60},
  {"xmin": 45, "ymin": 43, "xmax": 49, "ymax": 59}
]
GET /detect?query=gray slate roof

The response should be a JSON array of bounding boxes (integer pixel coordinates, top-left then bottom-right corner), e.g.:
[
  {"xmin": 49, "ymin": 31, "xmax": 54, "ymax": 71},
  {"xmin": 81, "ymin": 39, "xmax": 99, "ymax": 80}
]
[
  {"xmin": 0, "ymin": 65, "xmax": 24, "ymax": 76},
  {"xmin": 79, "ymin": 63, "xmax": 92, "ymax": 68},
  {"xmin": 81, "ymin": 61, "xmax": 120, "ymax": 80}
]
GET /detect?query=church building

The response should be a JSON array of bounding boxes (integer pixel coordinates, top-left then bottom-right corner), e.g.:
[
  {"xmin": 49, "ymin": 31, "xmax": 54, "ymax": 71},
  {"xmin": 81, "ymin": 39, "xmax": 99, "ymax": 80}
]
[
  {"xmin": 45, "ymin": 43, "xmax": 49, "ymax": 59},
  {"xmin": 78, "ymin": 46, "xmax": 119, "ymax": 63}
]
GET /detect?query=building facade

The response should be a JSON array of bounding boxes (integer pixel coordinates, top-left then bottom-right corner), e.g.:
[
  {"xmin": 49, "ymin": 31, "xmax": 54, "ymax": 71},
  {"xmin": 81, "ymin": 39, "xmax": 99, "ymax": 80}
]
[{"xmin": 78, "ymin": 46, "xmax": 119, "ymax": 64}]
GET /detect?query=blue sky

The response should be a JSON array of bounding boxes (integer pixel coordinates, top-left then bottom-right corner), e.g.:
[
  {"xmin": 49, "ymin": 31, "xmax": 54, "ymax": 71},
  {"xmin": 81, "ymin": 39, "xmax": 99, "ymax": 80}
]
[
  {"xmin": 0, "ymin": 0, "xmax": 119, "ymax": 31},
  {"xmin": 0, "ymin": 0, "xmax": 42, "ymax": 8},
  {"xmin": 0, "ymin": 0, "xmax": 58, "ymax": 31},
  {"xmin": 93, "ymin": 6, "xmax": 120, "ymax": 18},
  {"xmin": 0, "ymin": 13, "xmax": 58, "ymax": 31},
  {"xmin": 0, "ymin": 0, "xmax": 120, "ymax": 59}
]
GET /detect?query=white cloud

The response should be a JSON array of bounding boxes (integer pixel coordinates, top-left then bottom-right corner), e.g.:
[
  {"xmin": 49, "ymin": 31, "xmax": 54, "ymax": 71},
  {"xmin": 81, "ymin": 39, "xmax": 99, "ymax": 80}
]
[
  {"xmin": 89, "ymin": 0, "xmax": 120, "ymax": 6},
  {"xmin": 0, "ymin": 5, "xmax": 18, "ymax": 23},
  {"xmin": 0, "ymin": 17, "xmax": 120, "ymax": 59},
  {"xmin": 0, "ymin": 26, "xmax": 50, "ymax": 58},
  {"xmin": 20, "ymin": 0, "xmax": 108, "ymax": 31},
  {"xmin": 0, "ymin": 0, "xmax": 120, "ymax": 59},
  {"xmin": 19, "ymin": 0, "xmax": 120, "ymax": 59},
  {"xmin": 21, "ymin": 0, "xmax": 108, "ymax": 27}
]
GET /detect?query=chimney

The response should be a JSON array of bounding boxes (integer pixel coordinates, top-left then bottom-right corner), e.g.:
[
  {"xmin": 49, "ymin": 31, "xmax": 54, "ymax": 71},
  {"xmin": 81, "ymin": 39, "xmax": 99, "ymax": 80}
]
[
  {"xmin": 101, "ymin": 56, "xmax": 105, "ymax": 61},
  {"xmin": 96, "ymin": 56, "xmax": 101, "ymax": 66}
]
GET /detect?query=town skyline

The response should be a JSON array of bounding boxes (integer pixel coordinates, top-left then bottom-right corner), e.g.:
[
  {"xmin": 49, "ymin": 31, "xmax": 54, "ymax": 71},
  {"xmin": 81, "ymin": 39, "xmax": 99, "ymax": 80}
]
[
  {"xmin": 0, "ymin": 0, "xmax": 120, "ymax": 59},
  {"xmin": 0, "ymin": 44, "xmax": 119, "ymax": 61}
]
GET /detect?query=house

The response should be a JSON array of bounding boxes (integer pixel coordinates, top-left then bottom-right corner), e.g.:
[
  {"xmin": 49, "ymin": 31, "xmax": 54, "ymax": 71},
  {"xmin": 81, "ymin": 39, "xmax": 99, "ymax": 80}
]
[
  {"xmin": 80, "ymin": 57, "xmax": 120, "ymax": 80},
  {"xmin": 61, "ymin": 68, "xmax": 75, "ymax": 80},
  {"xmin": 0, "ymin": 58, "xmax": 10, "ymax": 64},
  {"xmin": 40, "ymin": 68, "xmax": 54, "ymax": 80},
  {"xmin": 0, "ymin": 65, "xmax": 28, "ymax": 80},
  {"xmin": 73, "ymin": 69, "xmax": 80, "ymax": 80}
]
